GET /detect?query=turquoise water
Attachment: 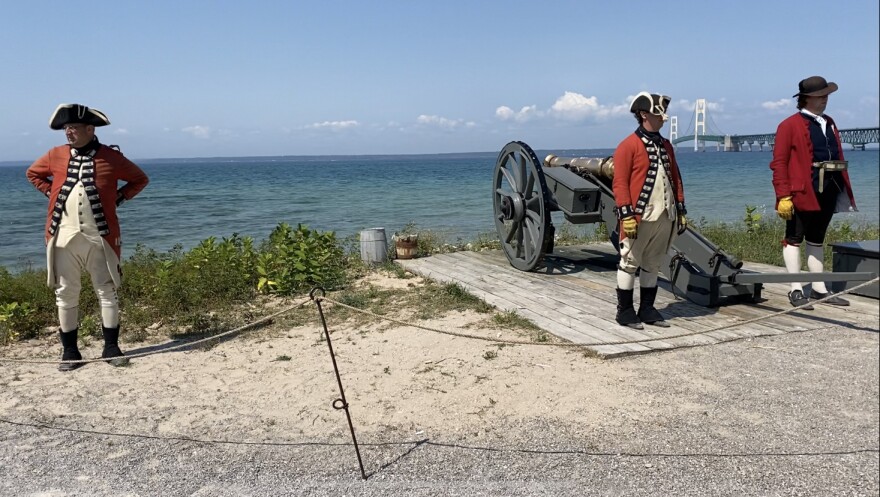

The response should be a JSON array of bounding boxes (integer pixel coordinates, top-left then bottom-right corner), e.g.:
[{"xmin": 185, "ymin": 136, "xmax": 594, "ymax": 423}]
[{"xmin": 1, "ymin": 148, "xmax": 877, "ymax": 270}]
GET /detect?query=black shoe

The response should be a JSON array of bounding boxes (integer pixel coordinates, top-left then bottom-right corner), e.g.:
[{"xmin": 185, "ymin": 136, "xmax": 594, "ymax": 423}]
[
  {"xmin": 616, "ymin": 288, "xmax": 644, "ymax": 330},
  {"xmin": 810, "ymin": 290, "xmax": 850, "ymax": 307},
  {"xmin": 101, "ymin": 344, "xmax": 130, "ymax": 367},
  {"xmin": 58, "ymin": 328, "xmax": 83, "ymax": 372},
  {"xmin": 59, "ymin": 348, "xmax": 83, "ymax": 372},
  {"xmin": 638, "ymin": 286, "xmax": 671, "ymax": 327},
  {"xmin": 788, "ymin": 290, "xmax": 814, "ymax": 310}
]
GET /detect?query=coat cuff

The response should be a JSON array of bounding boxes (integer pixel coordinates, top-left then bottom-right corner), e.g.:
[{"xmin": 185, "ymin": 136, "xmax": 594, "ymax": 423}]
[
  {"xmin": 616, "ymin": 205, "xmax": 635, "ymax": 219},
  {"xmin": 676, "ymin": 202, "xmax": 687, "ymax": 216}
]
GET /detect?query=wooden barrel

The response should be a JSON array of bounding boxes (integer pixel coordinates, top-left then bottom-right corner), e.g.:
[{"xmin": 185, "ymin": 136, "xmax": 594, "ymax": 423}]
[
  {"xmin": 360, "ymin": 228, "xmax": 388, "ymax": 264},
  {"xmin": 395, "ymin": 238, "xmax": 418, "ymax": 260}
]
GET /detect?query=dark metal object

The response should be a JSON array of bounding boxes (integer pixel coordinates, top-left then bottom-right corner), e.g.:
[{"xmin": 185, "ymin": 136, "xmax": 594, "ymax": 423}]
[
  {"xmin": 493, "ymin": 141, "xmax": 552, "ymax": 271},
  {"xmin": 831, "ymin": 240, "xmax": 880, "ymax": 298},
  {"xmin": 310, "ymin": 287, "xmax": 367, "ymax": 480},
  {"xmin": 493, "ymin": 141, "xmax": 878, "ymax": 307}
]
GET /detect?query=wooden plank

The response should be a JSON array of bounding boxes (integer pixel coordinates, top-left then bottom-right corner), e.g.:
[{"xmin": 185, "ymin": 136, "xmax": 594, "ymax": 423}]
[
  {"xmin": 398, "ymin": 259, "xmax": 633, "ymax": 357},
  {"xmin": 397, "ymin": 243, "xmax": 878, "ymax": 357},
  {"xmin": 421, "ymin": 253, "xmax": 742, "ymax": 349},
  {"xmin": 417, "ymin": 255, "xmax": 657, "ymax": 353},
  {"xmin": 455, "ymin": 251, "xmax": 755, "ymax": 343}
]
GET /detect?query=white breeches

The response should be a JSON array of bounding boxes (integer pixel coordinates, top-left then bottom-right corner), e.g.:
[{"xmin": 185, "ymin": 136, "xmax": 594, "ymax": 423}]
[
  {"xmin": 52, "ymin": 235, "xmax": 119, "ymax": 330},
  {"xmin": 618, "ymin": 216, "xmax": 676, "ymax": 276}
]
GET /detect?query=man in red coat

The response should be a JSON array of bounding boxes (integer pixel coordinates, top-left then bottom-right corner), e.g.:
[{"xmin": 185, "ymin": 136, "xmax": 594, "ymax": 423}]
[
  {"xmin": 612, "ymin": 93, "xmax": 687, "ymax": 330},
  {"xmin": 770, "ymin": 76, "xmax": 857, "ymax": 309},
  {"xmin": 26, "ymin": 104, "xmax": 149, "ymax": 371}
]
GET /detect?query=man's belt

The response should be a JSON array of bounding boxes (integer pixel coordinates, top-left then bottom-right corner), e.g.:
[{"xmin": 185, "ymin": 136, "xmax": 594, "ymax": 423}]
[{"xmin": 812, "ymin": 160, "xmax": 848, "ymax": 193}]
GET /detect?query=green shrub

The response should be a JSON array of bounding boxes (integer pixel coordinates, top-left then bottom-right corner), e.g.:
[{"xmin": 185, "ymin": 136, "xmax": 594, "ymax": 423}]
[
  {"xmin": 0, "ymin": 302, "xmax": 42, "ymax": 344},
  {"xmin": 256, "ymin": 223, "xmax": 346, "ymax": 295},
  {"xmin": 695, "ymin": 207, "xmax": 879, "ymax": 268}
]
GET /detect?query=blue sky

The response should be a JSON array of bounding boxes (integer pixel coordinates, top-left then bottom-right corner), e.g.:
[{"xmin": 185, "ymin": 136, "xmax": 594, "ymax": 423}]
[{"xmin": 1, "ymin": 0, "xmax": 878, "ymax": 160}]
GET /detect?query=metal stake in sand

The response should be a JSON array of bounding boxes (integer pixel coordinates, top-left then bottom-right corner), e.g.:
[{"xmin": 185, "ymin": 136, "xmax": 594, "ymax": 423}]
[{"xmin": 310, "ymin": 287, "xmax": 367, "ymax": 480}]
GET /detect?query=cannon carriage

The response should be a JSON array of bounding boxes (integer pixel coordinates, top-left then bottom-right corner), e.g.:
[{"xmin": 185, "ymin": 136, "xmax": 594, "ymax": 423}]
[{"xmin": 492, "ymin": 141, "xmax": 875, "ymax": 307}]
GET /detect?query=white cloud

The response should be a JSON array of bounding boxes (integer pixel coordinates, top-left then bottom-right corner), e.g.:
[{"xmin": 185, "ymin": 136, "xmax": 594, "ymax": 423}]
[
  {"xmin": 551, "ymin": 92, "xmax": 605, "ymax": 120},
  {"xmin": 497, "ymin": 92, "xmax": 629, "ymax": 123},
  {"xmin": 182, "ymin": 125, "xmax": 211, "ymax": 139},
  {"xmin": 416, "ymin": 114, "xmax": 474, "ymax": 129},
  {"xmin": 305, "ymin": 120, "xmax": 360, "ymax": 130},
  {"xmin": 495, "ymin": 105, "xmax": 541, "ymax": 122},
  {"xmin": 112, "ymin": 128, "xmax": 129, "ymax": 135},
  {"xmin": 761, "ymin": 99, "xmax": 791, "ymax": 111}
]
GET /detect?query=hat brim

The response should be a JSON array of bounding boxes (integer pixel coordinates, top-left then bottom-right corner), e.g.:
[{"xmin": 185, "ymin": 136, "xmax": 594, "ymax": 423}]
[
  {"xmin": 793, "ymin": 82, "xmax": 838, "ymax": 98},
  {"xmin": 49, "ymin": 104, "xmax": 111, "ymax": 130}
]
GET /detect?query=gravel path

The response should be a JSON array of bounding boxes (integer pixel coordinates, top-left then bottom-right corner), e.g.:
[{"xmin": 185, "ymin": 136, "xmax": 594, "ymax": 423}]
[{"xmin": 2, "ymin": 325, "xmax": 878, "ymax": 496}]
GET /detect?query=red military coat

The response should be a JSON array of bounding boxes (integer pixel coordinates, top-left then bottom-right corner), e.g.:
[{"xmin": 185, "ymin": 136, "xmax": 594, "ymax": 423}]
[
  {"xmin": 769, "ymin": 113, "xmax": 856, "ymax": 212},
  {"xmin": 612, "ymin": 133, "xmax": 685, "ymax": 240},
  {"xmin": 26, "ymin": 144, "xmax": 149, "ymax": 260}
]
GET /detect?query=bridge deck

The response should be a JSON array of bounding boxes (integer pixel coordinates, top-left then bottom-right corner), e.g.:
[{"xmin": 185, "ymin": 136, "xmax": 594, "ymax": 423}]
[{"xmin": 395, "ymin": 243, "xmax": 878, "ymax": 358}]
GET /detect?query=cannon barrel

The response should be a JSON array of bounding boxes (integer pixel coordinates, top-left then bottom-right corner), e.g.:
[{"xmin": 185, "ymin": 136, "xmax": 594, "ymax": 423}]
[{"xmin": 544, "ymin": 154, "xmax": 615, "ymax": 180}]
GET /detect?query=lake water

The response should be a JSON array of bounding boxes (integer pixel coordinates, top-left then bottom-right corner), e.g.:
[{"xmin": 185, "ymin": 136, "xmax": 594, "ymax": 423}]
[{"xmin": 1, "ymin": 147, "xmax": 877, "ymax": 270}]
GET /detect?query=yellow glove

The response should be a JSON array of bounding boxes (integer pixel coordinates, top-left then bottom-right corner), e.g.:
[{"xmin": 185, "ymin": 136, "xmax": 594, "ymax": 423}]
[
  {"xmin": 677, "ymin": 214, "xmax": 688, "ymax": 235},
  {"xmin": 622, "ymin": 216, "xmax": 638, "ymax": 239},
  {"xmin": 776, "ymin": 196, "xmax": 794, "ymax": 220}
]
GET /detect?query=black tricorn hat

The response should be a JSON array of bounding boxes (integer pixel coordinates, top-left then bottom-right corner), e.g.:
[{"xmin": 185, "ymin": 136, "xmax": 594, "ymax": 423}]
[
  {"xmin": 630, "ymin": 92, "xmax": 671, "ymax": 120},
  {"xmin": 49, "ymin": 103, "xmax": 111, "ymax": 130},
  {"xmin": 793, "ymin": 76, "xmax": 838, "ymax": 98}
]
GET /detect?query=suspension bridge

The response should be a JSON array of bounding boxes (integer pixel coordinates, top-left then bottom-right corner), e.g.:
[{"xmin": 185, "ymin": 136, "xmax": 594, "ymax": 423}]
[{"xmin": 669, "ymin": 98, "xmax": 879, "ymax": 152}]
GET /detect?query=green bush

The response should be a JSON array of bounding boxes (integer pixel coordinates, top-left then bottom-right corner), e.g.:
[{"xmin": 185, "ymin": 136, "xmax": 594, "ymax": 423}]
[
  {"xmin": 0, "ymin": 302, "xmax": 42, "ymax": 344},
  {"xmin": 695, "ymin": 207, "xmax": 879, "ymax": 268},
  {"xmin": 0, "ymin": 214, "xmax": 875, "ymax": 346},
  {"xmin": 0, "ymin": 266, "xmax": 55, "ymax": 338},
  {"xmin": 256, "ymin": 223, "xmax": 346, "ymax": 294}
]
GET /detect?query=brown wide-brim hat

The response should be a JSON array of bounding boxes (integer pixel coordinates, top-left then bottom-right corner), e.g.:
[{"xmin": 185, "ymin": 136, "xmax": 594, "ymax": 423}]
[
  {"xmin": 792, "ymin": 76, "xmax": 838, "ymax": 98},
  {"xmin": 49, "ymin": 103, "xmax": 111, "ymax": 130}
]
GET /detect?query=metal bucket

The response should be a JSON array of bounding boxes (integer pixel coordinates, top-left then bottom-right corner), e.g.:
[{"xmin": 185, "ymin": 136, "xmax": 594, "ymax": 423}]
[{"xmin": 360, "ymin": 228, "xmax": 388, "ymax": 264}]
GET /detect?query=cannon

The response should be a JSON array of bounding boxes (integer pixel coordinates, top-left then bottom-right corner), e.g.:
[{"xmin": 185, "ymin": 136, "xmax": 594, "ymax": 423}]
[{"xmin": 492, "ymin": 141, "xmax": 876, "ymax": 307}]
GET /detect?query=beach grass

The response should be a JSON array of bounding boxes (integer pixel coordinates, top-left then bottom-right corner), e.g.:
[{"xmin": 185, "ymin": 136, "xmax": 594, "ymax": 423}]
[{"xmin": 1, "ymin": 211, "xmax": 877, "ymax": 346}]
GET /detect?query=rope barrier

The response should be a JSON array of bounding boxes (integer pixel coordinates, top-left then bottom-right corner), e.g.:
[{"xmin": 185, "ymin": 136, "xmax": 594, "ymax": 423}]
[
  {"xmin": 316, "ymin": 276, "xmax": 880, "ymax": 348},
  {"xmin": 1, "ymin": 417, "xmax": 876, "ymax": 459},
  {"xmin": 1, "ymin": 278, "xmax": 877, "ymax": 480},
  {"xmin": 0, "ymin": 296, "xmax": 312, "ymax": 365}
]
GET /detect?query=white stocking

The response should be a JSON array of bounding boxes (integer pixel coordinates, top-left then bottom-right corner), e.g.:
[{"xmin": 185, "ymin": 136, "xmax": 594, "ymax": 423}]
[
  {"xmin": 617, "ymin": 269, "xmax": 636, "ymax": 290},
  {"xmin": 59, "ymin": 306, "xmax": 78, "ymax": 333},
  {"xmin": 805, "ymin": 243, "xmax": 828, "ymax": 294},
  {"xmin": 782, "ymin": 244, "xmax": 802, "ymax": 292},
  {"xmin": 101, "ymin": 306, "xmax": 119, "ymax": 329},
  {"xmin": 639, "ymin": 271, "xmax": 658, "ymax": 288}
]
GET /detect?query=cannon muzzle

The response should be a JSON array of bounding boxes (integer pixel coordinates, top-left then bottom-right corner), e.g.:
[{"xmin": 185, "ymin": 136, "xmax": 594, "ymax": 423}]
[{"xmin": 544, "ymin": 155, "xmax": 615, "ymax": 179}]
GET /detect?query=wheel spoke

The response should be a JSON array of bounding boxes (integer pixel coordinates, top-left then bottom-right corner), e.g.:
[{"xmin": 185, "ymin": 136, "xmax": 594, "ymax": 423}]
[
  {"xmin": 523, "ymin": 216, "xmax": 540, "ymax": 261},
  {"xmin": 524, "ymin": 169, "xmax": 535, "ymax": 196},
  {"xmin": 505, "ymin": 222, "xmax": 519, "ymax": 243},
  {"xmin": 524, "ymin": 194, "xmax": 543, "ymax": 211},
  {"xmin": 499, "ymin": 166, "xmax": 516, "ymax": 191},
  {"xmin": 516, "ymin": 154, "xmax": 527, "ymax": 193}
]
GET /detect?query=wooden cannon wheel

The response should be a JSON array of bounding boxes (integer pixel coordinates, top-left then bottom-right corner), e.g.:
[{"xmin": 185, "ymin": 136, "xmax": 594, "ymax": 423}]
[{"xmin": 492, "ymin": 141, "xmax": 553, "ymax": 271}]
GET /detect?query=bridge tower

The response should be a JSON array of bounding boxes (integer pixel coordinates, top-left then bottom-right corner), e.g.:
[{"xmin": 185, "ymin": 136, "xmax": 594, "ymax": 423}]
[
  {"xmin": 669, "ymin": 116, "xmax": 678, "ymax": 143},
  {"xmin": 694, "ymin": 98, "xmax": 707, "ymax": 152}
]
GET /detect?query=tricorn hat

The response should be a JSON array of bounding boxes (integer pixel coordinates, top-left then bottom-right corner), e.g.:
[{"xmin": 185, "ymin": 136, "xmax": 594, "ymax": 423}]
[
  {"xmin": 630, "ymin": 92, "xmax": 671, "ymax": 120},
  {"xmin": 792, "ymin": 76, "xmax": 838, "ymax": 98},
  {"xmin": 49, "ymin": 103, "xmax": 111, "ymax": 130}
]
